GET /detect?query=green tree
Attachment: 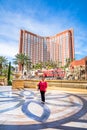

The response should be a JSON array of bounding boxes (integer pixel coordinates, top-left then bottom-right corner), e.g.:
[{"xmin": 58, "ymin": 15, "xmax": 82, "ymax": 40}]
[
  {"xmin": 7, "ymin": 62, "xmax": 12, "ymax": 85},
  {"xmin": 44, "ymin": 61, "xmax": 57, "ymax": 69},
  {"xmin": 13, "ymin": 53, "xmax": 31, "ymax": 73},
  {"xmin": 65, "ymin": 58, "xmax": 71, "ymax": 68},
  {"xmin": 33, "ymin": 62, "xmax": 42, "ymax": 70},
  {"xmin": 0, "ymin": 56, "xmax": 8, "ymax": 75}
]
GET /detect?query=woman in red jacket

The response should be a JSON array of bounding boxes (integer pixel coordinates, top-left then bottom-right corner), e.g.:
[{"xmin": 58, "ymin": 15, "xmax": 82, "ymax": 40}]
[{"xmin": 37, "ymin": 76, "xmax": 47, "ymax": 104}]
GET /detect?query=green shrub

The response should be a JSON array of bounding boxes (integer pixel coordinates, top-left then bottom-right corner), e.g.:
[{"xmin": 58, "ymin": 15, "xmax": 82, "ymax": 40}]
[{"xmin": 8, "ymin": 80, "xmax": 12, "ymax": 85}]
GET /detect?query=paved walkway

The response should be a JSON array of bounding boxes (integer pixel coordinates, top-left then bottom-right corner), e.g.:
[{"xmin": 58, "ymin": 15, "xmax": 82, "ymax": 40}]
[{"xmin": 0, "ymin": 86, "xmax": 87, "ymax": 130}]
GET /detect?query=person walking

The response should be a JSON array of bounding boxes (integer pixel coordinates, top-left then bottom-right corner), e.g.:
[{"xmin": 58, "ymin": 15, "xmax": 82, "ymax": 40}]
[{"xmin": 37, "ymin": 76, "xmax": 47, "ymax": 104}]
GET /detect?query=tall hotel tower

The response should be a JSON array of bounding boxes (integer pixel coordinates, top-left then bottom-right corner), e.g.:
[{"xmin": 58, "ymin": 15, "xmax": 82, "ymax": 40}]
[{"xmin": 19, "ymin": 29, "xmax": 74, "ymax": 66}]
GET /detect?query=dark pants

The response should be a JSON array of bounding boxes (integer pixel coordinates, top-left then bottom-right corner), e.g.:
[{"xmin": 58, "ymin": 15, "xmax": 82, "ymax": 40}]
[{"xmin": 40, "ymin": 91, "xmax": 45, "ymax": 102}]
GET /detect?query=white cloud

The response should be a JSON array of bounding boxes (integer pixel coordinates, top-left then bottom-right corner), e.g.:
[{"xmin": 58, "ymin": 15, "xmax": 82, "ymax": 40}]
[
  {"xmin": 0, "ymin": 41, "xmax": 18, "ymax": 58},
  {"xmin": 0, "ymin": 7, "xmax": 87, "ymax": 60}
]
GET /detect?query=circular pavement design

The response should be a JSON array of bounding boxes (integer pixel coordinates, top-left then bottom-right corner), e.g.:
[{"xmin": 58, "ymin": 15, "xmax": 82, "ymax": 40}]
[{"xmin": 0, "ymin": 88, "xmax": 86, "ymax": 129}]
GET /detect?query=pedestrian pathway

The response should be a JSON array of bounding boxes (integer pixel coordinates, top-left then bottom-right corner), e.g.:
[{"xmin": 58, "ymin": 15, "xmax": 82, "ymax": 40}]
[{"xmin": 0, "ymin": 86, "xmax": 87, "ymax": 130}]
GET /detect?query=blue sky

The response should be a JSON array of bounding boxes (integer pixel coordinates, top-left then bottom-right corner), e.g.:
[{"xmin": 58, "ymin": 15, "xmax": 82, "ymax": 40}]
[{"xmin": 0, "ymin": 0, "xmax": 87, "ymax": 62}]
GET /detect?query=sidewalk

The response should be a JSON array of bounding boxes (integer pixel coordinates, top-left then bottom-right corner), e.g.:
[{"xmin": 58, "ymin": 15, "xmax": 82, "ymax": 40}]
[{"xmin": 0, "ymin": 87, "xmax": 87, "ymax": 130}]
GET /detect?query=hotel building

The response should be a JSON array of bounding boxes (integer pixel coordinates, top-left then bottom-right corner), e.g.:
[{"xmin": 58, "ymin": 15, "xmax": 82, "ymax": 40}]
[{"xmin": 19, "ymin": 29, "xmax": 74, "ymax": 66}]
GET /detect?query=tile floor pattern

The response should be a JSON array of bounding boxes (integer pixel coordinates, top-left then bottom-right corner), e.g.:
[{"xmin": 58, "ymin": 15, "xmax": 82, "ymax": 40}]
[{"xmin": 0, "ymin": 86, "xmax": 87, "ymax": 130}]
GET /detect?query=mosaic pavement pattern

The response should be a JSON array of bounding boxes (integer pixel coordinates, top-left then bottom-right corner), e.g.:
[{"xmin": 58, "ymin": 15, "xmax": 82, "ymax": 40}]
[{"xmin": 0, "ymin": 87, "xmax": 87, "ymax": 130}]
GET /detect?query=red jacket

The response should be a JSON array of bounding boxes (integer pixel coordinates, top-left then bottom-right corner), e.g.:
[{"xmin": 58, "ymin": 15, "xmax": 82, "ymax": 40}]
[{"xmin": 38, "ymin": 81, "xmax": 47, "ymax": 92}]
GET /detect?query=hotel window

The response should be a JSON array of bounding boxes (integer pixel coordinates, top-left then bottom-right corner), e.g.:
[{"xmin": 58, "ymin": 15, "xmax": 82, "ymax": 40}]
[{"xmin": 34, "ymin": 36, "xmax": 37, "ymax": 43}]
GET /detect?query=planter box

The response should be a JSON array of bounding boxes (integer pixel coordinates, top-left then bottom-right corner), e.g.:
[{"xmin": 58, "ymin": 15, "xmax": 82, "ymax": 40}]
[{"xmin": 12, "ymin": 79, "xmax": 87, "ymax": 89}]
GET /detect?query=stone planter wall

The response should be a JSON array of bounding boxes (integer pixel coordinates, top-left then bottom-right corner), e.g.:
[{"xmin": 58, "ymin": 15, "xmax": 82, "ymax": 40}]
[{"xmin": 12, "ymin": 79, "xmax": 87, "ymax": 89}]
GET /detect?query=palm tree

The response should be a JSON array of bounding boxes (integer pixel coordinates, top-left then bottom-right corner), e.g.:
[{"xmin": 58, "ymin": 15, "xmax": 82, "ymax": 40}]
[
  {"xmin": 0, "ymin": 56, "xmax": 8, "ymax": 75},
  {"xmin": 13, "ymin": 53, "xmax": 31, "ymax": 73},
  {"xmin": 65, "ymin": 58, "xmax": 71, "ymax": 68}
]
